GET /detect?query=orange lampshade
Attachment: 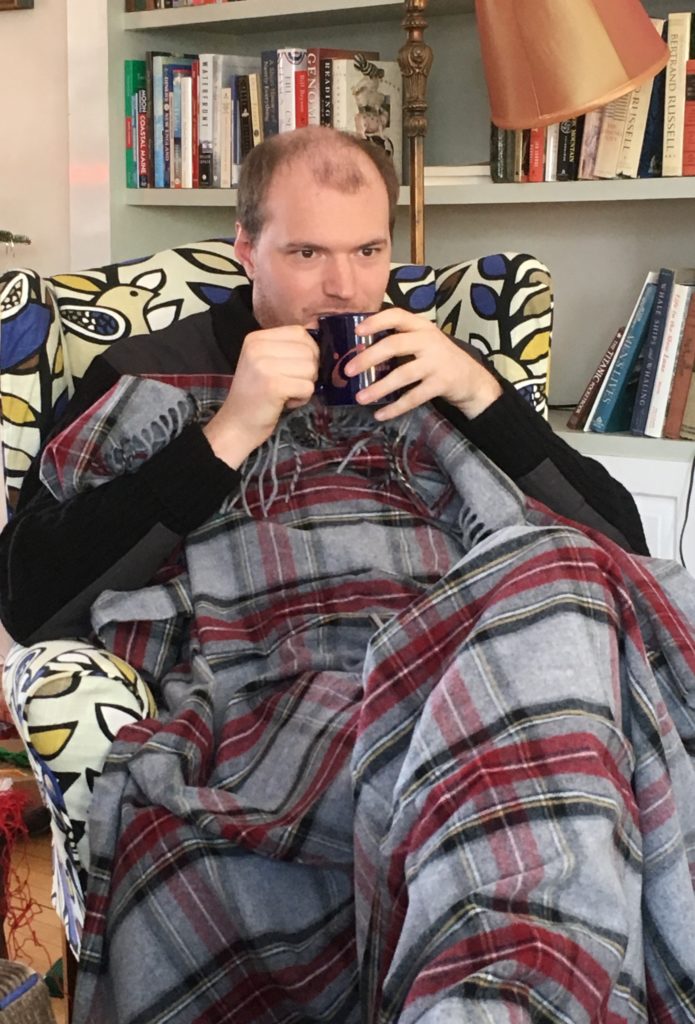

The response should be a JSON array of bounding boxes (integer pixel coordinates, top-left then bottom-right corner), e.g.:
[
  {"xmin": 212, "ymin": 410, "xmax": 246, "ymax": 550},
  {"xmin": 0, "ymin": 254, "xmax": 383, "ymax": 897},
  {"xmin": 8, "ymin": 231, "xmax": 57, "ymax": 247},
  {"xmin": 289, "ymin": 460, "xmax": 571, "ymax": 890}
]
[{"xmin": 476, "ymin": 0, "xmax": 670, "ymax": 129}]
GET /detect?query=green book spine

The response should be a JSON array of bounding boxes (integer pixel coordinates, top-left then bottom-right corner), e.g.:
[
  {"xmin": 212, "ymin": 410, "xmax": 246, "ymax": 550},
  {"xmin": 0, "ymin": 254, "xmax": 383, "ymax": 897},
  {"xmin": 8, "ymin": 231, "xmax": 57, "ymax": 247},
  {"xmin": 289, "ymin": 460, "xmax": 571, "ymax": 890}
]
[{"xmin": 124, "ymin": 60, "xmax": 146, "ymax": 189}]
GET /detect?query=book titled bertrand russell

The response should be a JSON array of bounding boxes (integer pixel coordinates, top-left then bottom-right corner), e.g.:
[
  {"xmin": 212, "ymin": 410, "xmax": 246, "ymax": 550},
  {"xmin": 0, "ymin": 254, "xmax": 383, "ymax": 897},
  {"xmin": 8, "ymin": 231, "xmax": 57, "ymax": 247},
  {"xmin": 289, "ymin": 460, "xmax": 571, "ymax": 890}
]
[{"xmin": 331, "ymin": 55, "xmax": 403, "ymax": 184}]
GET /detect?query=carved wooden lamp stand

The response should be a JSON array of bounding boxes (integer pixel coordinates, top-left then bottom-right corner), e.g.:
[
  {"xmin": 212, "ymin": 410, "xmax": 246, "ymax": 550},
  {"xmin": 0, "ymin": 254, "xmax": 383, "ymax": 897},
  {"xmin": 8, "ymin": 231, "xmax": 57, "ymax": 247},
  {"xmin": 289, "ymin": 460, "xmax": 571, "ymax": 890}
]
[{"xmin": 399, "ymin": 0, "xmax": 432, "ymax": 265}]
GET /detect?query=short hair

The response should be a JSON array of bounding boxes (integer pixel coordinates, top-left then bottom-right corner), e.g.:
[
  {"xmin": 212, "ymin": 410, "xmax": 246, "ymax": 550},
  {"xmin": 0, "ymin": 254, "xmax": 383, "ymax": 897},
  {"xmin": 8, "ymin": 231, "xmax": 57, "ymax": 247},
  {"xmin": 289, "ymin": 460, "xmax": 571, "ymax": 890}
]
[{"xmin": 236, "ymin": 126, "xmax": 399, "ymax": 242}]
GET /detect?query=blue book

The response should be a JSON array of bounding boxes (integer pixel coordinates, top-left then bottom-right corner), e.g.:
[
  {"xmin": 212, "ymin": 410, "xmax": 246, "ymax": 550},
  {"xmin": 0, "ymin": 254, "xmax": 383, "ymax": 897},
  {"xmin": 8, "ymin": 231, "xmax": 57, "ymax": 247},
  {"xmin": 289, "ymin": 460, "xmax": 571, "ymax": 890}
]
[
  {"xmin": 630, "ymin": 268, "xmax": 675, "ymax": 435},
  {"xmin": 150, "ymin": 52, "xmax": 172, "ymax": 189},
  {"xmin": 589, "ymin": 271, "xmax": 659, "ymax": 433}
]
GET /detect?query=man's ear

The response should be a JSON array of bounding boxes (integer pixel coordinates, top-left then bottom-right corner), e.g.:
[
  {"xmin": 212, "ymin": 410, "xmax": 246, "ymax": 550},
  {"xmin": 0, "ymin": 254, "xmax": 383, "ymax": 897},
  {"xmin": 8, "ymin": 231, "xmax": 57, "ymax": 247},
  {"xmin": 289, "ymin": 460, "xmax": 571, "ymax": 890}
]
[{"xmin": 234, "ymin": 222, "xmax": 256, "ymax": 280}]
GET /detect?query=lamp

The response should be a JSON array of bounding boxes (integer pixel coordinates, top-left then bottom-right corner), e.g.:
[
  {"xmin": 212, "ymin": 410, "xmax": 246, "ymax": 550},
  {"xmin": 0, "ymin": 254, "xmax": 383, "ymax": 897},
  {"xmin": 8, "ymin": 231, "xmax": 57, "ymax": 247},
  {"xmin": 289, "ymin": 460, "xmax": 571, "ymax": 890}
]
[{"xmin": 475, "ymin": 0, "xmax": 669, "ymax": 130}]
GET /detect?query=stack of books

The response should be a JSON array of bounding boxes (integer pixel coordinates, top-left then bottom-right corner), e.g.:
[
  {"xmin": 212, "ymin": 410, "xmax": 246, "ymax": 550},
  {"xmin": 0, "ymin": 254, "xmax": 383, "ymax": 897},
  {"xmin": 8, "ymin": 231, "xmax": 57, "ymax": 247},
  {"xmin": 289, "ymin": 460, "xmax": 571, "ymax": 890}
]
[
  {"xmin": 124, "ymin": 49, "xmax": 403, "ymax": 190},
  {"xmin": 567, "ymin": 267, "xmax": 695, "ymax": 440},
  {"xmin": 492, "ymin": 12, "xmax": 695, "ymax": 183}
]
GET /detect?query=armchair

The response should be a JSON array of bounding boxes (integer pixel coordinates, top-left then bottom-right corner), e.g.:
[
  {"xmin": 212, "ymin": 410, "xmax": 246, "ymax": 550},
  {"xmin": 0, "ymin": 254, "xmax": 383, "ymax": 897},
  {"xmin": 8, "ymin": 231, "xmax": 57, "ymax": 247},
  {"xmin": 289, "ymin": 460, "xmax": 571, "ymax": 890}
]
[{"xmin": 0, "ymin": 240, "xmax": 553, "ymax": 963}]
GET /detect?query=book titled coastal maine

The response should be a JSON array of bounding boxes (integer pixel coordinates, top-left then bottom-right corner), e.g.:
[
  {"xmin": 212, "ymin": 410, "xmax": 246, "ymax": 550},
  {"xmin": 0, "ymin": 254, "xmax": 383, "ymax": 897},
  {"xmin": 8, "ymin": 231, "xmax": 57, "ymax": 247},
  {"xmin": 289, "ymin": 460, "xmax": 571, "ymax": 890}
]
[{"xmin": 331, "ymin": 55, "xmax": 403, "ymax": 183}]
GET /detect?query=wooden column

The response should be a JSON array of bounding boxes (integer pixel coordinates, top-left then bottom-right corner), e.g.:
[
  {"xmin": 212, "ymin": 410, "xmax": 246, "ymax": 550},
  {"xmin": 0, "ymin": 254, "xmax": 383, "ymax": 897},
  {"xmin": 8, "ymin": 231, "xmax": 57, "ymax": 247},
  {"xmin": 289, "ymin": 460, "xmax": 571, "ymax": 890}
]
[{"xmin": 398, "ymin": 0, "xmax": 433, "ymax": 264}]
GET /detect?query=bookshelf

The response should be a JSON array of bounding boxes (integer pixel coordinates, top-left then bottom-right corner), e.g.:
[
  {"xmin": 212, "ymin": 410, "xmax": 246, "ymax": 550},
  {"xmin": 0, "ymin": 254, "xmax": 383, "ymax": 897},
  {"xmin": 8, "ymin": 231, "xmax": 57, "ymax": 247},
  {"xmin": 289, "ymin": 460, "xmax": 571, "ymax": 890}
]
[{"xmin": 77, "ymin": 0, "xmax": 695, "ymax": 545}]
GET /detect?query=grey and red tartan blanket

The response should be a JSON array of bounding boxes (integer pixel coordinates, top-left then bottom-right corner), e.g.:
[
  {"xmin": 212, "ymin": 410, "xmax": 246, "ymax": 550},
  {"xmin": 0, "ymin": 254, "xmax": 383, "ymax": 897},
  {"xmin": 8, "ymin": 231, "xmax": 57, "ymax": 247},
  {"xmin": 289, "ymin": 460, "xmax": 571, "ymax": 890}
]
[{"xmin": 41, "ymin": 375, "xmax": 695, "ymax": 1024}]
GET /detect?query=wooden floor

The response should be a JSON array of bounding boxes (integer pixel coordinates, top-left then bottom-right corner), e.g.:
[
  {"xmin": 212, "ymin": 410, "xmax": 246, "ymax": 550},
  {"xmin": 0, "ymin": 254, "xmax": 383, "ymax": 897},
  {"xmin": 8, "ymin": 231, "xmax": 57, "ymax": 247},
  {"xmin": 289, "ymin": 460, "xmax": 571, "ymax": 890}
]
[{"xmin": 6, "ymin": 831, "xmax": 67, "ymax": 1024}]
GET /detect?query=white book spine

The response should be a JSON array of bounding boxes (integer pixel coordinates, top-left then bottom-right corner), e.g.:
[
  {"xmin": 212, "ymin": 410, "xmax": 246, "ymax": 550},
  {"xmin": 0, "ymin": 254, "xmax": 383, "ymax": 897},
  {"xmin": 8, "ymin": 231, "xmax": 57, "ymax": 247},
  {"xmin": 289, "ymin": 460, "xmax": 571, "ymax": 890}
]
[
  {"xmin": 543, "ymin": 123, "xmax": 559, "ymax": 182},
  {"xmin": 219, "ymin": 87, "xmax": 232, "ymax": 190},
  {"xmin": 593, "ymin": 92, "xmax": 631, "ymax": 178},
  {"xmin": 663, "ymin": 12, "xmax": 691, "ymax": 176},
  {"xmin": 248, "ymin": 72, "xmax": 263, "ymax": 146},
  {"xmin": 198, "ymin": 54, "xmax": 214, "ymax": 150},
  {"xmin": 616, "ymin": 78, "xmax": 654, "ymax": 178},
  {"xmin": 181, "ymin": 75, "xmax": 193, "ymax": 189},
  {"xmin": 645, "ymin": 281, "xmax": 695, "ymax": 436},
  {"xmin": 277, "ymin": 49, "xmax": 304, "ymax": 132}
]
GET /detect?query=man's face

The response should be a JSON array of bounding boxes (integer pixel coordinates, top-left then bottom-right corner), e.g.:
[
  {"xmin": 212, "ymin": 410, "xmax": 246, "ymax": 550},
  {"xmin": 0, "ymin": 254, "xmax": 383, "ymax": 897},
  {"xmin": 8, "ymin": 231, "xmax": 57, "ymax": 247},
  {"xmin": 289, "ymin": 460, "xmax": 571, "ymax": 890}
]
[{"xmin": 234, "ymin": 154, "xmax": 392, "ymax": 329}]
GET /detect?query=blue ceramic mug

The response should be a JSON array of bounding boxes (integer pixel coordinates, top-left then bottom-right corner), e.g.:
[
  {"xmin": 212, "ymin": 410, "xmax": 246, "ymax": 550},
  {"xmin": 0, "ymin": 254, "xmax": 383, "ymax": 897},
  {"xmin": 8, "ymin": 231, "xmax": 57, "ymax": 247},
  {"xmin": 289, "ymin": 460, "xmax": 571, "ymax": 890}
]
[{"xmin": 308, "ymin": 313, "xmax": 395, "ymax": 406}]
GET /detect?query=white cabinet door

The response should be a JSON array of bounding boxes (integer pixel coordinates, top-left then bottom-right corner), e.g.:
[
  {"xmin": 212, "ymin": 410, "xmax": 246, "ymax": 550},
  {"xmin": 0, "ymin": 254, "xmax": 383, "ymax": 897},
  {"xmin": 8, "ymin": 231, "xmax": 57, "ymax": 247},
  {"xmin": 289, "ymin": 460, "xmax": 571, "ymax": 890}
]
[{"xmin": 594, "ymin": 454, "xmax": 695, "ymax": 569}]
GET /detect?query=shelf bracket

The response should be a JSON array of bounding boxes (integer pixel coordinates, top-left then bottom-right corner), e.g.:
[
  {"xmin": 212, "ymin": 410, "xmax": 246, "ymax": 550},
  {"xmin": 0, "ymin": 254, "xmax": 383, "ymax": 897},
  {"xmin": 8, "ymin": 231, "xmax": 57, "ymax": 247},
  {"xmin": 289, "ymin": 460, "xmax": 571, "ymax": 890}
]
[{"xmin": 399, "ymin": 0, "xmax": 433, "ymax": 265}]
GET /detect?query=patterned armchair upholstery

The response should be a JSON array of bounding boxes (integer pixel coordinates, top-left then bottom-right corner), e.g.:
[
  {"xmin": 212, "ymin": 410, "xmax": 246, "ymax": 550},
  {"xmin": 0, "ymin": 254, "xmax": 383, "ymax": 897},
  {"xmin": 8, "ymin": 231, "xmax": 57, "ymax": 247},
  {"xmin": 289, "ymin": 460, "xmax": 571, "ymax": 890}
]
[{"xmin": 0, "ymin": 240, "xmax": 553, "ymax": 958}]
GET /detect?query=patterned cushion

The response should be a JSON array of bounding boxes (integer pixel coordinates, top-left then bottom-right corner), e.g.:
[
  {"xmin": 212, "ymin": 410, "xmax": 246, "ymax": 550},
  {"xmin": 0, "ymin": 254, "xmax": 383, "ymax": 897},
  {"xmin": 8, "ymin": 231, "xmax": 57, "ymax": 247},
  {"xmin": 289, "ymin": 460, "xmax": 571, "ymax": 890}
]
[
  {"xmin": 0, "ymin": 269, "xmax": 69, "ymax": 515},
  {"xmin": 435, "ymin": 252, "xmax": 553, "ymax": 416}
]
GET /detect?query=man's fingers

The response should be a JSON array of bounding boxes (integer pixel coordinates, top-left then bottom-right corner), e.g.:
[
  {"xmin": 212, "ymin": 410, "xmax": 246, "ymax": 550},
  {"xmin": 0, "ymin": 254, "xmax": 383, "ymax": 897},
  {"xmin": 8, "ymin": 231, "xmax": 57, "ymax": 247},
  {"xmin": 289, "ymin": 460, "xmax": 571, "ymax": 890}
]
[{"xmin": 371, "ymin": 380, "xmax": 440, "ymax": 422}]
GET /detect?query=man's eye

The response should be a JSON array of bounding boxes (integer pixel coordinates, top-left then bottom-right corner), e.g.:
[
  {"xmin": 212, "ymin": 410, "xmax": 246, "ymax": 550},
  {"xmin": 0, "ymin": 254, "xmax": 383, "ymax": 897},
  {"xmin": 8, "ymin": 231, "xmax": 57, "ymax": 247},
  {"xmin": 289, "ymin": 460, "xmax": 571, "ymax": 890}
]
[
  {"xmin": 361, "ymin": 247, "xmax": 379, "ymax": 257},
  {"xmin": 299, "ymin": 248, "xmax": 315, "ymax": 259}
]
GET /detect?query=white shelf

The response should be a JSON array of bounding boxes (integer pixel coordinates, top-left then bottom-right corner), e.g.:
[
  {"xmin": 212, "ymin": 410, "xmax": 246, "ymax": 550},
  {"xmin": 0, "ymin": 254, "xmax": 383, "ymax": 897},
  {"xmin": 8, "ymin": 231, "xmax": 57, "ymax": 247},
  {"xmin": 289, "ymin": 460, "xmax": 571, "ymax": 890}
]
[
  {"xmin": 124, "ymin": 177, "xmax": 695, "ymax": 208},
  {"xmin": 122, "ymin": 0, "xmax": 469, "ymax": 32},
  {"xmin": 549, "ymin": 409, "xmax": 695, "ymax": 461}
]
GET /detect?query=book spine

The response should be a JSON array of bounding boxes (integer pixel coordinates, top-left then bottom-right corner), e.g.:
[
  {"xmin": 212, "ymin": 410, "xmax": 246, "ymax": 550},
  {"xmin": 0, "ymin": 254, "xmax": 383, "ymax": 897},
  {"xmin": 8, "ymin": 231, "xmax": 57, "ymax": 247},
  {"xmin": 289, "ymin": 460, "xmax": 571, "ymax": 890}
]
[
  {"xmin": 191, "ymin": 59, "xmax": 200, "ymax": 188},
  {"xmin": 198, "ymin": 54, "xmax": 214, "ymax": 188},
  {"xmin": 124, "ymin": 61, "xmax": 140, "ymax": 188},
  {"xmin": 664, "ymin": 291, "xmax": 695, "ymax": 437},
  {"xmin": 162, "ymin": 64, "xmax": 174, "ymax": 188},
  {"xmin": 136, "ymin": 86, "xmax": 149, "ymax": 189},
  {"xmin": 219, "ymin": 86, "xmax": 232, "ymax": 189},
  {"xmin": 320, "ymin": 57, "xmax": 333, "ymax": 127},
  {"xmin": 331, "ymin": 59, "xmax": 348, "ymax": 131},
  {"xmin": 236, "ymin": 74, "xmax": 254, "ymax": 161},
  {"xmin": 151, "ymin": 55, "xmax": 167, "ymax": 188},
  {"xmin": 683, "ymin": 58, "xmax": 695, "ymax": 176},
  {"xmin": 567, "ymin": 327, "xmax": 623, "ymax": 430},
  {"xmin": 556, "ymin": 118, "xmax": 582, "ymax": 181},
  {"xmin": 248, "ymin": 72, "xmax": 263, "ymax": 146},
  {"xmin": 645, "ymin": 281, "xmax": 695, "ymax": 437},
  {"xmin": 589, "ymin": 273, "xmax": 659, "ymax": 433},
  {"xmin": 594, "ymin": 92, "xmax": 631, "ymax": 178},
  {"xmin": 307, "ymin": 48, "xmax": 321, "ymax": 126},
  {"xmin": 527, "ymin": 126, "xmax": 545, "ymax": 183},
  {"xmin": 261, "ymin": 51, "xmax": 279, "ymax": 138},
  {"xmin": 180, "ymin": 74, "xmax": 193, "ymax": 189},
  {"xmin": 616, "ymin": 77, "xmax": 654, "ymax": 178},
  {"xmin": 578, "ymin": 108, "xmax": 603, "ymax": 180},
  {"xmin": 663, "ymin": 13, "xmax": 691, "ymax": 177},
  {"xmin": 543, "ymin": 123, "xmax": 559, "ymax": 182},
  {"xmin": 294, "ymin": 64, "xmax": 309, "ymax": 128},
  {"xmin": 277, "ymin": 49, "xmax": 306, "ymax": 132},
  {"xmin": 638, "ymin": 19, "xmax": 667, "ymax": 178},
  {"xmin": 630, "ymin": 269, "xmax": 675, "ymax": 435}
]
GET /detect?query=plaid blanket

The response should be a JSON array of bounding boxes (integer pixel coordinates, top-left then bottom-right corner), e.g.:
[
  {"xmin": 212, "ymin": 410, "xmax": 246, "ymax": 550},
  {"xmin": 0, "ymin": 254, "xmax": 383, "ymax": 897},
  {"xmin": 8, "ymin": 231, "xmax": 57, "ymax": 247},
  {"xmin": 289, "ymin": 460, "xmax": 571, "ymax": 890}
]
[{"xmin": 41, "ymin": 376, "xmax": 695, "ymax": 1024}]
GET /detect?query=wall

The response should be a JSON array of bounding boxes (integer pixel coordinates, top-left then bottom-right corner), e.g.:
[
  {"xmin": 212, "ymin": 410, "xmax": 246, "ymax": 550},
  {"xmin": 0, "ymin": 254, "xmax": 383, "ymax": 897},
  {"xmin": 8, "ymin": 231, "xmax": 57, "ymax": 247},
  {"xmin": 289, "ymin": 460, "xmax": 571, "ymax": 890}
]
[{"xmin": 0, "ymin": 0, "xmax": 70, "ymax": 278}]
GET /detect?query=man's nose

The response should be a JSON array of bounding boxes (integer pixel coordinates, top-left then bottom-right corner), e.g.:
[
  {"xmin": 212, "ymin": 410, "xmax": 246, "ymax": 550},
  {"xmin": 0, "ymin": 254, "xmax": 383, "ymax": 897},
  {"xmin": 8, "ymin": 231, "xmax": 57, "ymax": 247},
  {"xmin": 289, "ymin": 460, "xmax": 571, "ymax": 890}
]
[{"xmin": 323, "ymin": 256, "xmax": 356, "ymax": 300}]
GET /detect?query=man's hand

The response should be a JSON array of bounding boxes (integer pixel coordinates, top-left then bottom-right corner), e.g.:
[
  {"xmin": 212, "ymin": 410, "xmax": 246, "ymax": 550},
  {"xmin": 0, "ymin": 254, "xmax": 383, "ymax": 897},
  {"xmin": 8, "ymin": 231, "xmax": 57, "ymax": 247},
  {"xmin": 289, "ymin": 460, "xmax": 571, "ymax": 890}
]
[
  {"xmin": 346, "ymin": 308, "xmax": 502, "ymax": 421},
  {"xmin": 203, "ymin": 327, "xmax": 319, "ymax": 468}
]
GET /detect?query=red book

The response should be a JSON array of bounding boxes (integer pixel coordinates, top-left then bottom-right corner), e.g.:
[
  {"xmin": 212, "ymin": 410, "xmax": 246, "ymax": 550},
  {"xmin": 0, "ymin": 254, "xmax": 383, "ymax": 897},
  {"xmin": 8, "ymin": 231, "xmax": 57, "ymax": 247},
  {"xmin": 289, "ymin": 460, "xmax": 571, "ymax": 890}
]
[
  {"xmin": 683, "ymin": 59, "xmax": 695, "ymax": 176},
  {"xmin": 294, "ymin": 68, "xmax": 308, "ymax": 128},
  {"xmin": 528, "ymin": 126, "xmax": 545, "ymax": 182}
]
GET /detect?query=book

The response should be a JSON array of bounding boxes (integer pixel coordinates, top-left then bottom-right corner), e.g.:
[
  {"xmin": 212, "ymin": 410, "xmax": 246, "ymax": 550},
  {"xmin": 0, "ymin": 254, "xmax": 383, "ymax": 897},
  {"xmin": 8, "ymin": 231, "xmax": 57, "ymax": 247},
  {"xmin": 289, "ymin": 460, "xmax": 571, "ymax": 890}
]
[
  {"xmin": 277, "ymin": 48, "xmax": 307, "ymax": 133},
  {"xmin": 331, "ymin": 55, "xmax": 403, "ymax": 184},
  {"xmin": 490, "ymin": 123, "xmax": 505, "ymax": 182},
  {"xmin": 644, "ymin": 269, "xmax": 695, "ymax": 437},
  {"xmin": 664, "ymin": 291, "xmax": 695, "ymax": 438},
  {"xmin": 616, "ymin": 76, "xmax": 655, "ymax": 178},
  {"xmin": 566, "ymin": 326, "xmax": 623, "ymax": 431},
  {"xmin": 124, "ymin": 60, "xmax": 145, "ymax": 188},
  {"xmin": 248, "ymin": 72, "xmax": 263, "ymax": 148},
  {"xmin": 163, "ymin": 58, "xmax": 194, "ymax": 188},
  {"xmin": 594, "ymin": 92, "xmax": 631, "ymax": 178},
  {"xmin": 662, "ymin": 12, "xmax": 691, "ymax": 177},
  {"xmin": 147, "ymin": 50, "xmax": 170, "ymax": 188},
  {"xmin": 556, "ymin": 117, "xmax": 583, "ymax": 181},
  {"xmin": 589, "ymin": 271, "xmax": 659, "ymax": 433},
  {"xmin": 638, "ymin": 19, "xmax": 668, "ymax": 178},
  {"xmin": 214, "ymin": 54, "xmax": 261, "ymax": 186},
  {"xmin": 136, "ymin": 85, "xmax": 149, "ymax": 189},
  {"xmin": 260, "ymin": 50, "xmax": 279, "ymax": 139},
  {"xmin": 219, "ymin": 86, "xmax": 233, "ymax": 189},
  {"xmin": 236, "ymin": 74, "xmax": 254, "ymax": 162},
  {"xmin": 527, "ymin": 127, "xmax": 545, "ymax": 182},
  {"xmin": 630, "ymin": 268, "xmax": 675, "ymax": 435},
  {"xmin": 544, "ymin": 123, "xmax": 559, "ymax": 182},
  {"xmin": 180, "ymin": 73, "xmax": 194, "ymax": 188},
  {"xmin": 306, "ymin": 47, "xmax": 379, "ymax": 127},
  {"xmin": 577, "ymin": 108, "xmax": 603, "ymax": 180},
  {"xmin": 683, "ymin": 58, "xmax": 695, "ymax": 176}
]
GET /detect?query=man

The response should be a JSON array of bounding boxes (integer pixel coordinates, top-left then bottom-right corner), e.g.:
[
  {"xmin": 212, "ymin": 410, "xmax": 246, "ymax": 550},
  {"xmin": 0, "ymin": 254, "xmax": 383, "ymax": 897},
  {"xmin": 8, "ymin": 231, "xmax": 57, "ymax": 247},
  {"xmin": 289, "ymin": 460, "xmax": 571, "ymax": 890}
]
[
  {"xmin": 4, "ymin": 129, "xmax": 691, "ymax": 1024},
  {"xmin": 0, "ymin": 127, "xmax": 646, "ymax": 645}
]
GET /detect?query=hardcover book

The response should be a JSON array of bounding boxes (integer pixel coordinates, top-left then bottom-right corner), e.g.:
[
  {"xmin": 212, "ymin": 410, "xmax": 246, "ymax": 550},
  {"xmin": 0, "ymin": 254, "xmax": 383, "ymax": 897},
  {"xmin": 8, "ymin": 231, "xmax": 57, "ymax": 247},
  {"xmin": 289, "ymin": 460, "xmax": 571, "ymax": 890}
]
[
  {"xmin": 630, "ymin": 267, "xmax": 675, "ymax": 435},
  {"xmin": 594, "ymin": 92, "xmax": 631, "ymax": 178},
  {"xmin": 664, "ymin": 291, "xmax": 695, "ymax": 438},
  {"xmin": 306, "ymin": 48, "xmax": 379, "ymax": 127},
  {"xmin": 124, "ymin": 60, "xmax": 146, "ymax": 188},
  {"xmin": 589, "ymin": 271, "xmax": 659, "ymax": 433},
  {"xmin": 556, "ymin": 118, "xmax": 583, "ymax": 181},
  {"xmin": 616, "ymin": 76, "xmax": 654, "ymax": 178},
  {"xmin": 331, "ymin": 55, "xmax": 403, "ymax": 184},
  {"xmin": 577, "ymin": 108, "xmax": 604, "ymax": 180},
  {"xmin": 683, "ymin": 58, "xmax": 695, "ymax": 176},
  {"xmin": 645, "ymin": 270, "xmax": 695, "ymax": 437}
]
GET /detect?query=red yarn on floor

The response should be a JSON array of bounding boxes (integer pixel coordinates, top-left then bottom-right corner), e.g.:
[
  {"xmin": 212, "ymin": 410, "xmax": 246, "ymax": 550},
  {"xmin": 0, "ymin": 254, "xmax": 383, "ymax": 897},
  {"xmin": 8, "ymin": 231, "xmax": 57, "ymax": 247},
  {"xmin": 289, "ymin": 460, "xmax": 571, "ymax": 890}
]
[{"xmin": 0, "ymin": 784, "xmax": 48, "ymax": 961}]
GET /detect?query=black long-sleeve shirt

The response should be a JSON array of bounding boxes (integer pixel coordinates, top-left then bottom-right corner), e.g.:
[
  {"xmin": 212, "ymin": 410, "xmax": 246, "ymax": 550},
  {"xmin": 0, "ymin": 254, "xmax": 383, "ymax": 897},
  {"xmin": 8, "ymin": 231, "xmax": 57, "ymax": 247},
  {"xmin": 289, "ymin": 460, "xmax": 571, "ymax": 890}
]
[{"xmin": 0, "ymin": 286, "xmax": 648, "ymax": 645}]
